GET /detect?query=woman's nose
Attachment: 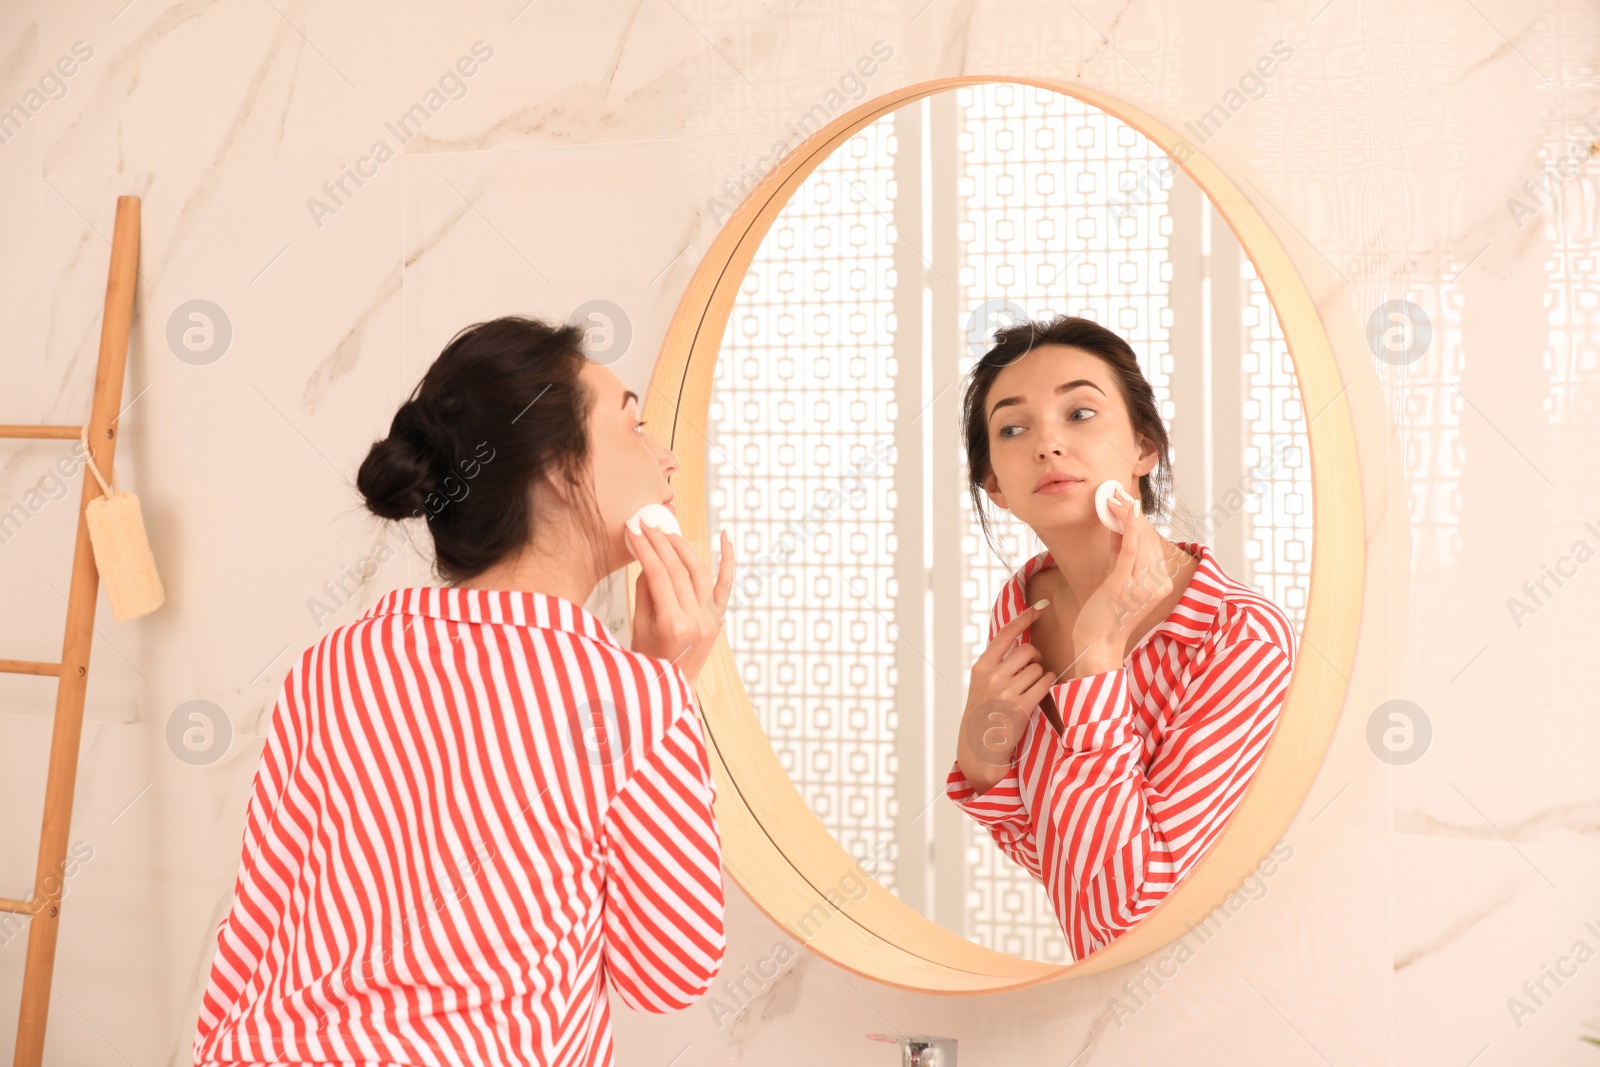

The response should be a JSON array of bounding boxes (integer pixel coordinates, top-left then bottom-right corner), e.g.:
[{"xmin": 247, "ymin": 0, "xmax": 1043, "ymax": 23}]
[{"xmin": 1033, "ymin": 421, "xmax": 1065, "ymax": 458}]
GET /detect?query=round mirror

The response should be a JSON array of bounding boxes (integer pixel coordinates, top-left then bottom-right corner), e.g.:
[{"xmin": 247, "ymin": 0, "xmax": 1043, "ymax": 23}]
[{"xmin": 641, "ymin": 77, "xmax": 1359, "ymax": 991}]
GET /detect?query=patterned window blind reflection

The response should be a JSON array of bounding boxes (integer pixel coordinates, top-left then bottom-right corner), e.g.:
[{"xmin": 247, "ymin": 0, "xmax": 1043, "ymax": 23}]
[
  {"xmin": 957, "ymin": 83, "xmax": 1177, "ymax": 419},
  {"xmin": 953, "ymin": 82, "xmax": 1176, "ymax": 963},
  {"xmin": 1398, "ymin": 286, "xmax": 1466, "ymax": 574},
  {"xmin": 706, "ymin": 115, "xmax": 902, "ymax": 886},
  {"xmin": 1242, "ymin": 264, "xmax": 1312, "ymax": 629}
]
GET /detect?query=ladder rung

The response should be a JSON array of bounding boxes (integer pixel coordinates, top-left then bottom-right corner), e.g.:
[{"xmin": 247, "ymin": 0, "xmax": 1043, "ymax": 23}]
[
  {"xmin": 0, "ymin": 659, "xmax": 62, "ymax": 677},
  {"xmin": 0, "ymin": 425, "xmax": 84, "ymax": 440},
  {"xmin": 0, "ymin": 898, "xmax": 33, "ymax": 915}
]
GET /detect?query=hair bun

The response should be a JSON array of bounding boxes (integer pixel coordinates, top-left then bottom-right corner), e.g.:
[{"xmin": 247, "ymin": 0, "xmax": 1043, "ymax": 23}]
[{"xmin": 357, "ymin": 401, "xmax": 440, "ymax": 521}]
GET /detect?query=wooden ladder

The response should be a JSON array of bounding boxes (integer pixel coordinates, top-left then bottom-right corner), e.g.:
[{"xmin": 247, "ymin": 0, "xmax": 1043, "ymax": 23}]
[{"xmin": 0, "ymin": 195, "xmax": 140, "ymax": 1067}]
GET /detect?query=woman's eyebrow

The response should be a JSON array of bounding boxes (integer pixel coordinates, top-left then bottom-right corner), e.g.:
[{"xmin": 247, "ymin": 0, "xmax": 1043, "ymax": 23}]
[
  {"xmin": 621, "ymin": 390, "xmax": 639, "ymax": 410},
  {"xmin": 988, "ymin": 379, "xmax": 1106, "ymax": 423}
]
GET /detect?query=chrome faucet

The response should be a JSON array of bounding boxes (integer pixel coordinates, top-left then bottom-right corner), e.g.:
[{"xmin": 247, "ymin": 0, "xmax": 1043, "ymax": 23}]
[{"xmin": 867, "ymin": 1033, "xmax": 958, "ymax": 1065}]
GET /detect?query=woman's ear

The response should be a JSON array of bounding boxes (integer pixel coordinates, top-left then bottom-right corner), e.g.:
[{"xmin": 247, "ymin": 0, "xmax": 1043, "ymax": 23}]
[
  {"xmin": 981, "ymin": 470, "xmax": 1010, "ymax": 512},
  {"xmin": 539, "ymin": 464, "xmax": 576, "ymax": 511},
  {"xmin": 1134, "ymin": 434, "xmax": 1160, "ymax": 479}
]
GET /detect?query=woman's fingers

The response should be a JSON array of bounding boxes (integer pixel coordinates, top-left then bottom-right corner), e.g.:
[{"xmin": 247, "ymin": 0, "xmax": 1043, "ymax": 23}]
[
  {"xmin": 994, "ymin": 646, "xmax": 1040, "ymax": 685},
  {"xmin": 1119, "ymin": 498, "xmax": 1158, "ymax": 603},
  {"xmin": 1078, "ymin": 495, "xmax": 1151, "ymax": 646},
  {"xmin": 1111, "ymin": 495, "xmax": 1140, "ymax": 581},
  {"xmin": 627, "ymin": 523, "xmax": 681, "ymax": 620},
  {"xmin": 710, "ymin": 529, "xmax": 735, "ymax": 623},
  {"xmin": 999, "ymin": 636, "xmax": 1039, "ymax": 661},
  {"xmin": 634, "ymin": 551, "xmax": 656, "ymax": 614},
  {"xmin": 1017, "ymin": 667, "xmax": 1058, "ymax": 710},
  {"xmin": 639, "ymin": 521, "xmax": 698, "ymax": 616},
  {"xmin": 1005, "ymin": 661, "xmax": 1046, "ymax": 695},
  {"xmin": 633, "ymin": 520, "xmax": 736, "ymax": 640},
  {"xmin": 1124, "ymin": 500, "xmax": 1170, "ymax": 604},
  {"xmin": 657, "ymin": 523, "xmax": 713, "ymax": 608},
  {"xmin": 982, "ymin": 602, "xmax": 1047, "ymax": 668},
  {"xmin": 1106, "ymin": 495, "xmax": 1171, "ymax": 625}
]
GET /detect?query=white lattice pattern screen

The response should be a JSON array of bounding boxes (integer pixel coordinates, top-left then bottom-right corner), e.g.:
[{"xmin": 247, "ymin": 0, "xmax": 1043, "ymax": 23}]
[
  {"xmin": 707, "ymin": 115, "xmax": 903, "ymax": 886},
  {"xmin": 1242, "ymin": 264, "xmax": 1312, "ymax": 626}
]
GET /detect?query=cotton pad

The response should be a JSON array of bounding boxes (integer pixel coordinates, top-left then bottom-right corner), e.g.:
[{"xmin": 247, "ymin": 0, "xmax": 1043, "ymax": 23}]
[
  {"xmin": 625, "ymin": 503, "xmax": 681, "ymax": 546},
  {"xmin": 1093, "ymin": 480, "xmax": 1140, "ymax": 533}
]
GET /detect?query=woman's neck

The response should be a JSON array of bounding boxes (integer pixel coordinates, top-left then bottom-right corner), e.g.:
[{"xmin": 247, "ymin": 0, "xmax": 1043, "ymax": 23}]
[
  {"xmin": 1034, "ymin": 521, "xmax": 1191, "ymax": 612},
  {"xmin": 455, "ymin": 534, "xmax": 606, "ymax": 607}
]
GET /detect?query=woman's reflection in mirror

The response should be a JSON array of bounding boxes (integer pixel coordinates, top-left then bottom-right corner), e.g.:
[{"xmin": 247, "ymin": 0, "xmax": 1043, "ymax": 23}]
[{"xmin": 946, "ymin": 314, "xmax": 1299, "ymax": 960}]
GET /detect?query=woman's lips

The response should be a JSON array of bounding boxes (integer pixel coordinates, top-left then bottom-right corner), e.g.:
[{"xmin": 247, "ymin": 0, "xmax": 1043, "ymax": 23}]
[{"xmin": 1035, "ymin": 478, "xmax": 1085, "ymax": 495}]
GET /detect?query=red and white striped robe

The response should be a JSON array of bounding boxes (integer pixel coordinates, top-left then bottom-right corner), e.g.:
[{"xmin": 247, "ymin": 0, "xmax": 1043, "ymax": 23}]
[
  {"xmin": 192, "ymin": 586, "xmax": 725, "ymax": 1066},
  {"xmin": 946, "ymin": 540, "xmax": 1297, "ymax": 960}
]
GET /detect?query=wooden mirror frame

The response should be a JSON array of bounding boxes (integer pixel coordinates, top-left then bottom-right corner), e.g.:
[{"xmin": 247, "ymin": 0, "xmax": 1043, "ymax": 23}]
[{"xmin": 634, "ymin": 76, "xmax": 1360, "ymax": 993}]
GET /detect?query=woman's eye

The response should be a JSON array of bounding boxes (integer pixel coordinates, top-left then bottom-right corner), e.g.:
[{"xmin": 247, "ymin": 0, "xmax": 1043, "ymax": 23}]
[
  {"xmin": 998, "ymin": 408, "xmax": 1092, "ymax": 439},
  {"xmin": 634, "ymin": 419, "xmax": 648, "ymax": 433}
]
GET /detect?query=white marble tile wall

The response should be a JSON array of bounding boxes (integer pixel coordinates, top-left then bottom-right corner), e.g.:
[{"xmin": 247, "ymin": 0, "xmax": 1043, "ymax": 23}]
[{"xmin": 0, "ymin": 0, "xmax": 1596, "ymax": 1063}]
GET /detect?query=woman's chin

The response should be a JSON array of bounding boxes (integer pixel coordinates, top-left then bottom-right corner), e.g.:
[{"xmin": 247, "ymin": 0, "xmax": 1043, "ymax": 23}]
[{"xmin": 1022, "ymin": 508, "xmax": 1101, "ymax": 533}]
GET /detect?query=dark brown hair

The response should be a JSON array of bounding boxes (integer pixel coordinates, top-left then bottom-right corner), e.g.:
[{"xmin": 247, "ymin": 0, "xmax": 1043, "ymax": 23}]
[
  {"xmin": 357, "ymin": 315, "xmax": 608, "ymax": 585},
  {"xmin": 960, "ymin": 314, "xmax": 1175, "ymax": 562}
]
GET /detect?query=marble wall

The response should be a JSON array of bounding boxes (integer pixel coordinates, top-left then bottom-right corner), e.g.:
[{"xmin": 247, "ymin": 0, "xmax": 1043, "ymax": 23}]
[{"xmin": 0, "ymin": 0, "xmax": 1597, "ymax": 1063}]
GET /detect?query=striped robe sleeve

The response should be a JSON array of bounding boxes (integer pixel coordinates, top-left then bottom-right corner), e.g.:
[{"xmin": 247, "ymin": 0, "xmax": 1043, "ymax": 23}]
[
  {"xmin": 601, "ymin": 671, "xmax": 726, "ymax": 1013},
  {"xmin": 1046, "ymin": 636, "xmax": 1293, "ymax": 954},
  {"xmin": 944, "ymin": 760, "xmax": 1044, "ymax": 882},
  {"xmin": 193, "ymin": 649, "xmax": 309, "ymax": 1061}
]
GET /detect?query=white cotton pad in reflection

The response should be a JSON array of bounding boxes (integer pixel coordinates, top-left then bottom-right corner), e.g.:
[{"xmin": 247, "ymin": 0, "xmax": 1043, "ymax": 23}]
[
  {"xmin": 1093, "ymin": 480, "xmax": 1139, "ymax": 533},
  {"xmin": 625, "ymin": 503, "xmax": 681, "ymax": 552}
]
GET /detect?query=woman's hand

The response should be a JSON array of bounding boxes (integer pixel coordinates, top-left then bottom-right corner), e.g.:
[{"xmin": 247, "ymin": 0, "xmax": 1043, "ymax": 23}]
[
  {"xmin": 1071, "ymin": 492, "xmax": 1173, "ymax": 674},
  {"xmin": 955, "ymin": 600, "xmax": 1056, "ymax": 794},
  {"xmin": 626, "ymin": 521, "xmax": 735, "ymax": 684}
]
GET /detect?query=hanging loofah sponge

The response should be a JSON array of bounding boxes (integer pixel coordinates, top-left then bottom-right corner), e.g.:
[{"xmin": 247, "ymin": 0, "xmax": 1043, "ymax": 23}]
[{"xmin": 79, "ymin": 426, "xmax": 165, "ymax": 623}]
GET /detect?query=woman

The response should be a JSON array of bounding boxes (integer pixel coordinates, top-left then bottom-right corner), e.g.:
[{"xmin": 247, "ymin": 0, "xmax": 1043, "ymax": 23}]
[
  {"xmin": 946, "ymin": 314, "xmax": 1297, "ymax": 961},
  {"xmin": 192, "ymin": 316, "xmax": 735, "ymax": 1066}
]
